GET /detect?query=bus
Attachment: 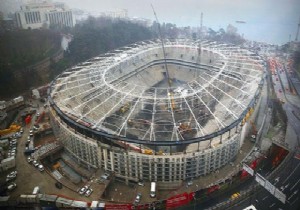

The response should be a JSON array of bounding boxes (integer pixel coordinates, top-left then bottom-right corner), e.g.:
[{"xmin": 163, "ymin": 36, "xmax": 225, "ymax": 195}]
[{"xmin": 150, "ymin": 182, "xmax": 156, "ymax": 198}]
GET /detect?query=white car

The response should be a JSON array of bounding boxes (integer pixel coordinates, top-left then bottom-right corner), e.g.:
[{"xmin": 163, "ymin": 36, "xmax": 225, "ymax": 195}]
[
  {"xmin": 7, "ymin": 183, "xmax": 17, "ymax": 191},
  {"xmin": 85, "ymin": 188, "xmax": 93, "ymax": 197},
  {"xmin": 138, "ymin": 181, "xmax": 145, "ymax": 186},
  {"xmin": 32, "ymin": 160, "xmax": 39, "ymax": 167},
  {"xmin": 6, "ymin": 171, "xmax": 17, "ymax": 182},
  {"xmin": 38, "ymin": 164, "xmax": 44, "ymax": 172},
  {"xmin": 79, "ymin": 186, "xmax": 89, "ymax": 195},
  {"xmin": 134, "ymin": 193, "xmax": 142, "ymax": 204}
]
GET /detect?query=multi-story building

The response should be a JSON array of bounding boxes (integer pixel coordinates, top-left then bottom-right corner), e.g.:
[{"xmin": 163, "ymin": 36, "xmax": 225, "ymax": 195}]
[{"xmin": 15, "ymin": 1, "xmax": 75, "ymax": 29}]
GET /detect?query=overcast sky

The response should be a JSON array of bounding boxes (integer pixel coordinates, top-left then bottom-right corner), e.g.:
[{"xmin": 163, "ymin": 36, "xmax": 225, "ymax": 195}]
[
  {"xmin": 59, "ymin": 0, "xmax": 300, "ymax": 45},
  {"xmin": 6, "ymin": 0, "xmax": 298, "ymax": 45}
]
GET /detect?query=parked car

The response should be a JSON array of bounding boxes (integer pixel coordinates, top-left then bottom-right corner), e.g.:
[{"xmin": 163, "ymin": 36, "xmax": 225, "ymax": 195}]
[
  {"xmin": 134, "ymin": 193, "xmax": 142, "ymax": 204},
  {"xmin": 138, "ymin": 181, "xmax": 145, "ymax": 186},
  {"xmin": 6, "ymin": 171, "xmax": 17, "ymax": 182},
  {"xmin": 79, "ymin": 186, "xmax": 89, "ymax": 195},
  {"xmin": 187, "ymin": 180, "xmax": 193, "ymax": 186},
  {"xmin": 32, "ymin": 160, "xmax": 39, "ymax": 167},
  {"xmin": 38, "ymin": 164, "xmax": 44, "ymax": 172},
  {"xmin": 7, "ymin": 183, "xmax": 17, "ymax": 191},
  {"xmin": 100, "ymin": 172, "xmax": 110, "ymax": 181},
  {"xmin": 85, "ymin": 188, "xmax": 93, "ymax": 197}
]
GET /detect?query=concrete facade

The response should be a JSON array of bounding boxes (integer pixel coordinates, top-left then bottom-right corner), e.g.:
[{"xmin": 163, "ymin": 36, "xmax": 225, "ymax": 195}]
[
  {"xmin": 50, "ymin": 108, "xmax": 242, "ymax": 182},
  {"xmin": 15, "ymin": 1, "xmax": 75, "ymax": 29}
]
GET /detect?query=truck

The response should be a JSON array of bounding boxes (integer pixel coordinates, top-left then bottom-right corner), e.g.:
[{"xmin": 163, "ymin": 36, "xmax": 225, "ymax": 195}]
[
  {"xmin": 150, "ymin": 182, "xmax": 156, "ymax": 198},
  {"xmin": 32, "ymin": 186, "xmax": 40, "ymax": 195}
]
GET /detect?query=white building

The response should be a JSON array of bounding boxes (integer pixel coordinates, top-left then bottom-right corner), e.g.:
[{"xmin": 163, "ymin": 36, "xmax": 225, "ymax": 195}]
[
  {"xmin": 102, "ymin": 9, "xmax": 128, "ymax": 19},
  {"xmin": 15, "ymin": 1, "xmax": 75, "ymax": 29}
]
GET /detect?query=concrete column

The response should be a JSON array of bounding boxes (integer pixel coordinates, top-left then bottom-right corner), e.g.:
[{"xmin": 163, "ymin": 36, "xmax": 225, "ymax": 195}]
[
  {"xmin": 124, "ymin": 153, "xmax": 129, "ymax": 185},
  {"xmin": 98, "ymin": 146, "xmax": 102, "ymax": 168},
  {"xmin": 149, "ymin": 158, "xmax": 152, "ymax": 181},
  {"xmin": 139, "ymin": 157, "xmax": 143, "ymax": 180},
  {"xmin": 135, "ymin": 155, "xmax": 138, "ymax": 180},
  {"xmin": 169, "ymin": 158, "xmax": 173, "ymax": 181},
  {"xmin": 154, "ymin": 161, "xmax": 158, "ymax": 182},
  {"xmin": 174, "ymin": 158, "xmax": 177, "ymax": 181},
  {"xmin": 103, "ymin": 148, "xmax": 108, "ymax": 170},
  {"xmin": 110, "ymin": 151, "xmax": 114, "ymax": 172},
  {"xmin": 196, "ymin": 155, "xmax": 200, "ymax": 177},
  {"xmin": 162, "ymin": 158, "xmax": 165, "ymax": 182},
  {"xmin": 182, "ymin": 157, "xmax": 186, "ymax": 180}
]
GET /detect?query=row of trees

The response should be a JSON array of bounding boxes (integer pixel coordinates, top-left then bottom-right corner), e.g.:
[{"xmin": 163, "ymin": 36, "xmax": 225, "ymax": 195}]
[
  {"xmin": 0, "ymin": 17, "xmax": 154, "ymax": 98},
  {"xmin": 0, "ymin": 29, "xmax": 61, "ymax": 98},
  {"xmin": 65, "ymin": 17, "xmax": 153, "ymax": 64}
]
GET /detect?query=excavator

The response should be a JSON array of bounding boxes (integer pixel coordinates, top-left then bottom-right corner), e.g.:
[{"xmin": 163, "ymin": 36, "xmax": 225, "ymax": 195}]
[
  {"xmin": 117, "ymin": 102, "xmax": 130, "ymax": 114},
  {"xmin": 178, "ymin": 115, "xmax": 192, "ymax": 135}
]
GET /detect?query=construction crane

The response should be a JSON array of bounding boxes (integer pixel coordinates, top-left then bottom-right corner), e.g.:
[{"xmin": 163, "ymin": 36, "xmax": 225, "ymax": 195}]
[{"xmin": 151, "ymin": 4, "xmax": 172, "ymax": 88}]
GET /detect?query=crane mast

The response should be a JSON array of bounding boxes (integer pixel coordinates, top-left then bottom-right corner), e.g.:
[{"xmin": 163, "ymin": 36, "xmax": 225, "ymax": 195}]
[{"xmin": 151, "ymin": 4, "xmax": 171, "ymax": 88}]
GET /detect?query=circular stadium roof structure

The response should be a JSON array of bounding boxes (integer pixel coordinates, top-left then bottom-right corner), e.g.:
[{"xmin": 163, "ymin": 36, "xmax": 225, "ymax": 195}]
[{"xmin": 49, "ymin": 39, "xmax": 264, "ymax": 146}]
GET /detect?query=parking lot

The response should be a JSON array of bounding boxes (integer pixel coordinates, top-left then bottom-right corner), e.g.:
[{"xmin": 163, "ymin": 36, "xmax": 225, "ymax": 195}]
[{"xmin": 1, "ymin": 101, "xmax": 101, "ymax": 202}]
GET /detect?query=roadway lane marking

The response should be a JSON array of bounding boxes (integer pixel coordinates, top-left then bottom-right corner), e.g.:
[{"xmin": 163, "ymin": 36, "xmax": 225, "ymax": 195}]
[
  {"xmin": 262, "ymin": 196, "xmax": 268, "ymax": 200},
  {"xmin": 283, "ymin": 161, "xmax": 300, "ymax": 184},
  {"xmin": 291, "ymin": 197, "xmax": 299, "ymax": 206},
  {"xmin": 269, "ymin": 203, "xmax": 275, "ymax": 208},
  {"xmin": 291, "ymin": 179, "xmax": 300, "ymax": 191}
]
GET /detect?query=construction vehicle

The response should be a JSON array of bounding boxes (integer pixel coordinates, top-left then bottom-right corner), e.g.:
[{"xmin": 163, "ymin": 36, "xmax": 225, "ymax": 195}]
[
  {"xmin": 178, "ymin": 114, "xmax": 193, "ymax": 135},
  {"xmin": 178, "ymin": 122, "xmax": 192, "ymax": 134},
  {"xmin": 230, "ymin": 192, "xmax": 241, "ymax": 200},
  {"xmin": 168, "ymin": 91, "xmax": 176, "ymax": 111},
  {"xmin": 143, "ymin": 149, "xmax": 154, "ymax": 155},
  {"xmin": 53, "ymin": 162, "xmax": 61, "ymax": 170},
  {"xmin": 0, "ymin": 123, "xmax": 21, "ymax": 136},
  {"xmin": 118, "ymin": 102, "xmax": 130, "ymax": 114},
  {"xmin": 241, "ymin": 107, "xmax": 254, "ymax": 126}
]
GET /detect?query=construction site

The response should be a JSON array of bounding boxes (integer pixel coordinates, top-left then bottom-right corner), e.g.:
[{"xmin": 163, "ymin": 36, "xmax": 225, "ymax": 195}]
[{"xmin": 49, "ymin": 39, "xmax": 264, "ymax": 185}]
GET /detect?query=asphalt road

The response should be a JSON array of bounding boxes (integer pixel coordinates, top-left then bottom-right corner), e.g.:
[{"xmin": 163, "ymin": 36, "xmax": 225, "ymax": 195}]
[{"xmin": 228, "ymin": 151, "xmax": 300, "ymax": 210}]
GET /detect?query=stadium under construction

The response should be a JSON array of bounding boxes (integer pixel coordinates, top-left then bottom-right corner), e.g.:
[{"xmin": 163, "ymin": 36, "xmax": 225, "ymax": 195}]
[{"xmin": 48, "ymin": 39, "xmax": 265, "ymax": 184}]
